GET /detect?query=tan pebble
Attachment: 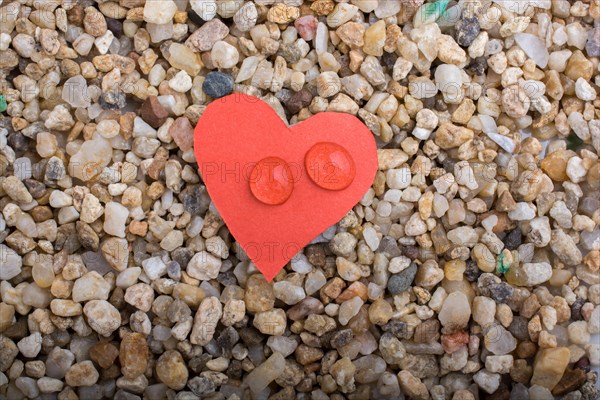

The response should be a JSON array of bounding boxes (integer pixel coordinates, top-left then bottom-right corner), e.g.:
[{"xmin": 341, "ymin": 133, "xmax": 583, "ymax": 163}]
[
  {"xmin": 267, "ymin": 4, "xmax": 300, "ymax": 24},
  {"xmin": 363, "ymin": 20, "xmax": 386, "ymax": 56}
]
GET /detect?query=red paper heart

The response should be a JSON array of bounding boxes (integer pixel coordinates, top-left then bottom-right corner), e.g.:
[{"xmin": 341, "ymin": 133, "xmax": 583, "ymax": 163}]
[{"xmin": 194, "ymin": 94, "xmax": 377, "ymax": 281}]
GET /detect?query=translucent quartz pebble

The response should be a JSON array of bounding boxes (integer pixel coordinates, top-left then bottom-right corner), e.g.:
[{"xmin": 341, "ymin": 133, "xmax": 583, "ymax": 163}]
[
  {"xmin": 68, "ymin": 137, "xmax": 112, "ymax": 182},
  {"xmin": 147, "ymin": 22, "xmax": 174, "ymax": 43},
  {"xmin": 62, "ymin": 75, "xmax": 90, "ymax": 108},
  {"xmin": 514, "ymin": 33, "xmax": 549, "ymax": 68},
  {"xmin": 246, "ymin": 352, "xmax": 285, "ymax": 393},
  {"xmin": 478, "ymin": 115, "xmax": 515, "ymax": 153}
]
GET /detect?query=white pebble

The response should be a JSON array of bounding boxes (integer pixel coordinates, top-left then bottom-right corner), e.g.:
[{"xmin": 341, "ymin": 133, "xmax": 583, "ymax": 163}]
[
  {"xmin": 49, "ymin": 190, "xmax": 72, "ymax": 208},
  {"xmin": 575, "ymin": 77, "xmax": 597, "ymax": 101},
  {"xmin": 363, "ymin": 227, "xmax": 380, "ymax": 251},
  {"xmin": 169, "ymin": 70, "xmax": 193, "ymax": 93},
  {"xmin": 190, "ymin": 0, "xmax": 217, "ymax": 20},
  {"xmin": 211, "ymin": 41, "xmax": 239, "ymax": 69}
]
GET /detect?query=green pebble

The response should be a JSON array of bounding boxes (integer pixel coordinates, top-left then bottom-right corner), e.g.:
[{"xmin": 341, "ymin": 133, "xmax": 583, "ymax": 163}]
[
  {"xmin": 496, "ymin": 252, "xmax": 510, "ymax": 274},
  {"xmin": 0, "ymin": 95, "xmax": 6, "ymax": 113},
  {"xmin": 417, "ymin": 0, "xmax": 450, "ymax": 25}
]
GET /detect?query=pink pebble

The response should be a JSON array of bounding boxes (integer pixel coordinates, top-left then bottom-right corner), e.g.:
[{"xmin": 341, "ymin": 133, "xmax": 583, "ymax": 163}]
[{"xmin": 295, "ymin": 15, "xmax": 318, "ymax": 41}]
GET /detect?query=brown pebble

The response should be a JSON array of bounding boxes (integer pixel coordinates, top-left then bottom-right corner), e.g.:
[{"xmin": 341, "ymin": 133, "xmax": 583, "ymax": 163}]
[
  {"xmin": 320, "ymin": 277, "xmax": 346, "ymax": 304},
  {"xmin": 486, "ymin": 384, "xmax": 510, "ymax": 400},
  {"xmin": 89, "ymin": 341, "xmax": 119, "ymax": 369},
  {"xmin": 185, "ymin": 19, "xmax": 229, "ymax": 52},
  {"xmin": 270, "ymin": 386, "xmax": 295, "ymax": 400},
  {"xmin": 516, "ymin": 340, "xmax": 537, "ymax": 358},
  {"xmin": 244, "ymin": 274, "xmax": 275, "ymax": 313},
  {"xmin": 414, "ymin": 319, "xmax": 440, "ymax": 343},
  {"xmin": 295, "ymin": 344, "xmax": 324, "ymax": 365},
  {"xmin": 101, "ymin": 364, "xmax": 122, "ymax": 380},
  {"xmin": 169, "ymin": 117, "xmax": 195, "ymax": 152},
  {"xmin": 583, "ymin": 250, "xmax": 600, "ymax": 272},
  {"xmin": 67, "ymin": 5, "xmax": 84, "ymax": 24},
  {"xmin": 120, "ymin": 112, "xmax": 136, "ymax": 140},
  {"xmin": 287, "ymin": 297, "xmax": 324, "ymax": 321},
  {"xmin": 336, "ymin": 281, "xmax": 368, "ymax": 303},
  {"xmin": 310, "ymin": 0, "xmax": 334, "ymax": 15},
  {"xmin": 285, "ymin": 89, "xmax": 313, "ymax": 115},
  {"xmin": 119, "ymin": 332, "xmax": 148, "ymax": 379},
  {"xmin": 83, "ymin": 6, "xmax": 107, "ymax": 37},
  {"xmin": 495, "ymin": 190, "xmax": 517, "ymax": 212},
  {"xmin": 30, "ymin": 205, "xmax": 53, "ymax": 222},
  {"xmin": 551, "ymin": 368, "xmax": 586, "ymax": 396},
  {"xmin": 510, "ymin": 359, "xmax": 533, "ymax": 384},
  {"xmin": 305, "ymin": 244, "xmax": 326, "ymax": 266},
  {"xmin": 139, "ymin": 96, "xmax": 169, "ymax": 129},
  {"xmin": 128, "ymin": 220, "xmax": 149, "ymax": 236}
]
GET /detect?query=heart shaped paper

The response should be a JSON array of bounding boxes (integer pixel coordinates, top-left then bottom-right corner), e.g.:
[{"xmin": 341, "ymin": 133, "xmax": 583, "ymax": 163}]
[{"xmin": 194, "ymin": 94, "xmax": 377, "ymax": 281}]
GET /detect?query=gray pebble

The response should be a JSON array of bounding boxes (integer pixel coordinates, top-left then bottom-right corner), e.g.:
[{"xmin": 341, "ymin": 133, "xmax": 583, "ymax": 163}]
[{"xmin": 387, "ymin": 263, "xmax": 417, "ymax": 295}]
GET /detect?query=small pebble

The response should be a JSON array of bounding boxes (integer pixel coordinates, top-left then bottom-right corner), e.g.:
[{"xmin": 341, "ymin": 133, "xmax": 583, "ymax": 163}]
[{"xmin": 203, "ymin": 72, "xmax": 234, "ymax": 99}]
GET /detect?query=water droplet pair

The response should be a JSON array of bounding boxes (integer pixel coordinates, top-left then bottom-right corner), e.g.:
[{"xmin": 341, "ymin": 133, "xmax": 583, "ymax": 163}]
[{"xmin": 249, "ymin": 142, "xmax": 356, "ymax": 205}]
